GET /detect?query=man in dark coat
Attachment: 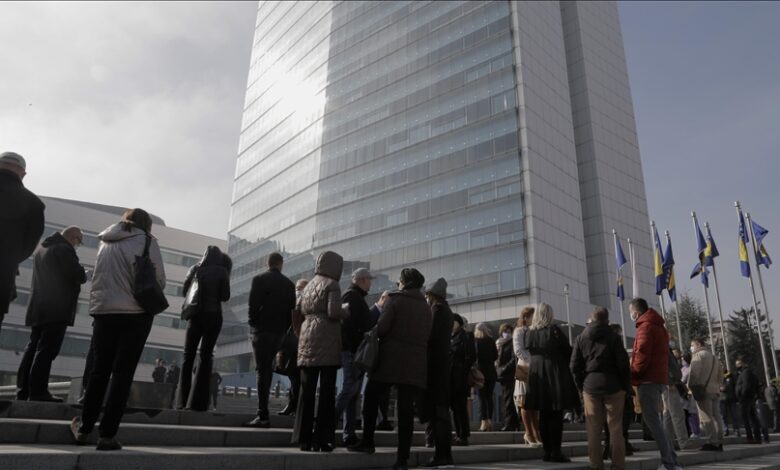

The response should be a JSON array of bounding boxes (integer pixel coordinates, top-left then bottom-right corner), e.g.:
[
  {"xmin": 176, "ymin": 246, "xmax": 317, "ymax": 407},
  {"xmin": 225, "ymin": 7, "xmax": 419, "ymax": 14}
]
[
  {"xmin": 245, "ymin": 252, "xmax": 296, "ymax": 427},
  {"xmin": 369, "ymin": 290, "xmax": 394, "ymax": 431},
  {"xmin": 736, "ymin": 356, "xmax": 766, "ymax": 443},
  {"xmin": 335, "ymin": 268, "xmax": 375, "ymax": 446},
  {"xmin": 449, "ymin": 313, "xmax": 476, "ymax": 446},
  {"xmin": 16, "ymin": 226, "xmax": 86, "ymax": 401},
  {"xmin": 166, "ymin": 360, "xmax": 181, "ymax": 408},
  {"xmin": 0, "ymin": 152, "xmax": 45, "ymax": 331},
  {"xmin": 422, "ymin": 278, "xmax": 454, "ymax": 468},
  {"xmin": 152, "ymin": 359, "xmax": 167, "ymax": 383},
  {"xmin": 210, "ymin": 371, "xmax": 222, "ymax": 410},
  {"xmin": 570, "ymin": 307, "xmax": 630, "ymax": 470}
]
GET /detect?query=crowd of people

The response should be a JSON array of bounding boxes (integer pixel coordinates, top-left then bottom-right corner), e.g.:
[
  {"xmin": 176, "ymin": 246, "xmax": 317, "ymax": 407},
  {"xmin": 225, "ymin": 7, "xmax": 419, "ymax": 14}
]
[{"xmin": 3, "ymin": 151, "xmax": 780, "ymax": 469}]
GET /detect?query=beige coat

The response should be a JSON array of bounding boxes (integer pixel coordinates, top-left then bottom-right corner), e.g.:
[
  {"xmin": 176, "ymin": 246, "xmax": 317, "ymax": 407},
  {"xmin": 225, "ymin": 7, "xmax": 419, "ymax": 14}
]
[
  {"xmin": 688, "ymin": 347, "xmax": 722, "ymax": 397},
  {"xmin": 296, "ymin": 251, "xmax": 348, "ymax": 367}
]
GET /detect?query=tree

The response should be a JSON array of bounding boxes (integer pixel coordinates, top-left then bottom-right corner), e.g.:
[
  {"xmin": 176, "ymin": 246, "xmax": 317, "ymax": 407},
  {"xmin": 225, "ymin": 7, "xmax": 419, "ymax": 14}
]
[
  {"xmin": 728, "ymin": 307, "xmax": 775, "ymax": 384},
  {"xmin": 664, "ymin": 292, "xmax": 711, "ymax": 349}
]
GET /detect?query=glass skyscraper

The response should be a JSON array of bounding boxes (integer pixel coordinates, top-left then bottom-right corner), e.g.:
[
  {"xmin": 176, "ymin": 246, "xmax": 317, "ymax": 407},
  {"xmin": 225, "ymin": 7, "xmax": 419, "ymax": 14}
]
[{"xmin": 219, "ymin": 1, "xmax": 653, "ymax": 371}]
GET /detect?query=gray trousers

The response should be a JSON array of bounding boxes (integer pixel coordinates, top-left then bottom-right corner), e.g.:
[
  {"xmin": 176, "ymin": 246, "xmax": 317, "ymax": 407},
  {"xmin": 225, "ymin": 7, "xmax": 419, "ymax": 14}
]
[
  {"xmin": 663, "ymin": 385, "xmax": 692, "ymax": 448},
  {"xmin": 638, "ymin": 383, "xmax": 679, "ymax": 470},
  {"xmin": 696, "ymin": 394, "xmax": 723, "ymax": 445}
]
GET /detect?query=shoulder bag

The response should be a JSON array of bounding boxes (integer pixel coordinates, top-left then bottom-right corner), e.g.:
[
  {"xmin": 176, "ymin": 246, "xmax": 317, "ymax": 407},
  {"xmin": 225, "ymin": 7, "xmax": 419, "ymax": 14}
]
[
  {"xmin": 354, "ymin": 326, "xmax": 380, "ymax": 373},
  {"xmin": 690, "ymin": 355, "xmax": 715, "ymax": 402},
  {"xmin": 181, "ymin": 268, "xmax": 200, "ymax": 320},
  {"xmin": 133, "ymin": 233, "xmax": 169, "ymax": 315}
]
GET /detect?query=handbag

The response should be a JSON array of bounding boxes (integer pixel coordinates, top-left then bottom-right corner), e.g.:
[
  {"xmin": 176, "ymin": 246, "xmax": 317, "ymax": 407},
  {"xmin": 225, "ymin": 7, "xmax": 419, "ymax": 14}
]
[
  {"xmin": 272, "ymin": 327, "xmax": 298, "ymax": 376},
  {"xmin": 181, "ymin": 270, "xmax": 200, "ymax": 320},
  {"xmin": 514, "ymin": 362, "xmax": 529, "ymax": 382},
  {"xmin": 468, "ymin": 366, "xmax": 485, "ymax": 389},
  {"xmin": 133, "ymin": 234, "xmax": 169, "ymax": 315},
  {"xmin": 690, "ymin": 355, "xmax": 716, "ymax": 402},
  {"xmin": 496, "ymin": 356, "xmax": 517, "ymax": 381},
  {"xmin": 354, "ymin": 326, "xmax": 380, "ymax": 373}
]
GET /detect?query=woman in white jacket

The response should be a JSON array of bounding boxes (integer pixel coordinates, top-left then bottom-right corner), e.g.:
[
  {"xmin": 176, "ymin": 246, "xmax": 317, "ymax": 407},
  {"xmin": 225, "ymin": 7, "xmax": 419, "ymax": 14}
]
[
  {"xmin": 514, "ymin": 306, "xmax": 541, "ymax": 447},
  {"xmin": 71, "ymin": 208, "xmax": 166, "ymax": 451}
]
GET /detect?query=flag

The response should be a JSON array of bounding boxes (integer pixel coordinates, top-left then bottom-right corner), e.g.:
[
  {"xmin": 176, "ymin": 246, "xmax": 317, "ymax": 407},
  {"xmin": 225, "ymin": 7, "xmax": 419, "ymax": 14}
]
[
  {"xmin": 739, "ymin": 211, "xmax": 751, "ymax": 277},
  {"xmin": 704, "ymin": 230, "xmax": 719, "ymax": 267},
  {"xmin": 689, "ymin": 262, "xmax": 709, "ymax": 288},
  {"xmin": 751, "ymin": 219, "xmax": 772, "ymax": 268},
  {"xmin": 663, "ymin": 236, "xmax": 677, "ymax": 302},
  {"xmin": 615, "ymin": 237, "xmax": 627, "ymax": 301},
  {"xmin": 653, "ymin": 226, "xmax": 666, "ymax": 295}
]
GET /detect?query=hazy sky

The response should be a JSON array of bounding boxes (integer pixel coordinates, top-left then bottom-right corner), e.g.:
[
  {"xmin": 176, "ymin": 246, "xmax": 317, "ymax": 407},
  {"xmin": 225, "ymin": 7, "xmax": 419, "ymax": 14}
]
[{"xmin": 1, "ymin": 1, "xmax": 777, "ymax": 327}]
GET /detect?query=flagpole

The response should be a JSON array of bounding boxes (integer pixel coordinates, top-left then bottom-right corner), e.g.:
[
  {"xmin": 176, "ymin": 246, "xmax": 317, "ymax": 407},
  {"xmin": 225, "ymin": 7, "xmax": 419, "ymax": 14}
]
[
  {"xmin": 563, "ymin": 283, "xmax": 572, "ymax": 346},
  {"xmin": 706, "ymin": 222, "xmax": 731, "ymax": 374},
  {"xmin": 628, "ymin": 237, "xmax": 638, "ymax": 300},
  {"xmin": 613, "ymin": 230, "xmax": 628, "ymax": 348},
  {"xmin": 746, "ymin": 212, "xmax": 779, "ymax": 378},
  {"xmin": 736, "ymin": 201, "xmax": 772, "ymax": 385},
  {"xmin": 692, "ymin": 212, "xmax": 716, "ymax": 355},
  {"xmin": 666, "ymin": 230, "xmax": 684, "ymax": 348},
  {"xmin": 651, "ymin": 221, "xmax": 667, "ymax": 320}
]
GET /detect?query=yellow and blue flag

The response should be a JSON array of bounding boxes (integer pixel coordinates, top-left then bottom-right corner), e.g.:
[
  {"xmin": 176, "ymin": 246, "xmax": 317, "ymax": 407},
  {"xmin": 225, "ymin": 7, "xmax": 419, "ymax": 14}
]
[
  {"xmin": 738, "ymin": 210, "xmax": 751, "ymax": 277},
  {"xmin": 615, "ymin": 237, "xmax": 627, "ymax": 301},
  {"xmin": 663, "ymin": 237, "xmax": 677, "ymax": 302},
  {"xmin": 653, "ymin": 226, "xmax": 666, "ymax": 295},
  {"xmin": 689, "ymin": 261, "xmax": 709, "ymax": 288},
  {"xmin": 751, "ymin": 220, "xmax": 772, "ymax": 268},
  {"xmin": 704, "ymin": 229, "xmax": 719, "ymax": 267}
]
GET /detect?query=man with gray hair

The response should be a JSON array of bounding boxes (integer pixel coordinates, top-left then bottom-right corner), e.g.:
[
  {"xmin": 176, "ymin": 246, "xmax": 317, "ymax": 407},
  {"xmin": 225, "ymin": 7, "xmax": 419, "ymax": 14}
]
[
  {"xmin": 17, "ymin": 226, "xmax": 86, "ymax": 401},
  {"xmin": 336, "ymin": 267, "xmax": 376, "ymax": 446},
  {"xmin": 0, "ymin": 152, "xmax": 45, "ymax": 332}
]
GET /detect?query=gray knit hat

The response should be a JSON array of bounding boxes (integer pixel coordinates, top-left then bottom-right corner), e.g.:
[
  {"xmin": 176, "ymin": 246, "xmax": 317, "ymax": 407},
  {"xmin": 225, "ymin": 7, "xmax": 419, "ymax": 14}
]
[
  {"xmin": 425, "ymin": 277, "xmax": 448, "ymax": 299},
  {"xmin": 0, "ymin": 152, "xmax": 26, "ymax": 170}
]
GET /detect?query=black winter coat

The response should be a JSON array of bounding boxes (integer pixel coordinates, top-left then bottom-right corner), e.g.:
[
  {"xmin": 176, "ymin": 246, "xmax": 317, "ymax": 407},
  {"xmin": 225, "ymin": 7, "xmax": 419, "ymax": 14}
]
[
  {"xmin": 340, "ymin": 284, "xmax": 374, "ymax": 353},
  {"xmin": 423, "ymin": 301, "xmax": 454, "ymax": 421},
  {"xmin": 475, "ymin": 336, "xmax": 498, "ymax": 382},
  {"xmin": 25, "ymin": 232, "xmax": 86, "ymax": 327},
  {"xmin": 524, "ymin": 324, "xmax": 580, "ymax": 411},
  {"xmin": 183, "ymin": 247, "xmax": 230, "ymax": 315},
  {"xmin": 736, "ymin": 366, "xmax": 760, "ymax": 403},
  {"xmin": 0, "ymin": 170, "xmax": 44, "ymax": 314},
  {"xmin": 569, "ymin": 321, "xmax": 630, "ymax": 395},
  {"xmin": 450, "ymin": 328, "xmax": 476, "ymax": 399},
  {"xmin": 495, "ymin": 336, "xmax": 516, "ymax": 383},
  {"xmin": 248, "ymin": 268, "xmax": 296, "ymax": 335},
  {"xmin": 721, "ymin": 375, "xmax": 737, "ymax": 403}
]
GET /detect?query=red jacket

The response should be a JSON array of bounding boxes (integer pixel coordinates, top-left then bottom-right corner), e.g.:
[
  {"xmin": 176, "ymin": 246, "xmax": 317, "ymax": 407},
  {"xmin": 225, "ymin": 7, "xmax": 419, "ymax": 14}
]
[{"xmin": 630, "ymin": 308, "xmax": 669, "ymax": 386}]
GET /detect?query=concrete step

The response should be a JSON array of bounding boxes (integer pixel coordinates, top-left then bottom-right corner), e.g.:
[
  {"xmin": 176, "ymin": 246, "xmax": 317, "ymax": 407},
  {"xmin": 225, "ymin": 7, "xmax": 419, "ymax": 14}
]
[
  {"xmin": 0, "ymin": 442, "xmax": 779, "ymax": 470},
  {"xmin": 0, "ymin": 418, "xmax": 645, "ymax": 447}
]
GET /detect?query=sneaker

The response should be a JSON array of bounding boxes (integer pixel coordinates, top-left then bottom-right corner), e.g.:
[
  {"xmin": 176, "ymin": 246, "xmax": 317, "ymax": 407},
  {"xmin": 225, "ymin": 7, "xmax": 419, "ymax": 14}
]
[
  {"xmin": 70, "ymin": 417, "xmax": 89, "ymax": 445},
  {"xmin": 342, "ymin": 434, "xmax": 358, "ymax": 447},
  {"xmin": 347, "ymin": 440, "xmax": 375, "ymax": 454},
  {"xmin": 452, "ymin": 437, "xmax": 469, "ymax": 447},
  {"xmin": 96, "ymin": 437, "xmax": 122, "ymax": 451},
  {"xmin": 243, "ymin": 416, "xmax": 270, "ymax": 428}
]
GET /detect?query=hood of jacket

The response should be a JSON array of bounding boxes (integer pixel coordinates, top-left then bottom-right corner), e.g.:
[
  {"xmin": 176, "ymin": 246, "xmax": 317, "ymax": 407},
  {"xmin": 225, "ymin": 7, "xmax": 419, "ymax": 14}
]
[
  {"xmin": 636, "ymin": 308, "xmax": 665, "ymax": 328},
  {"xmin": 98, "ymin": 222, "xmax": 147, "ymax": 243},
  {"xmin": 40, "ymin": 231, "xmax": 70, "ymax": 249},
  {"xmin": 315, "ymin": 251, "xmax": 343, "ymax": 281},
  {"xmin": 585, "ymin": 320, "xmax": 611, "ymax": 341}
]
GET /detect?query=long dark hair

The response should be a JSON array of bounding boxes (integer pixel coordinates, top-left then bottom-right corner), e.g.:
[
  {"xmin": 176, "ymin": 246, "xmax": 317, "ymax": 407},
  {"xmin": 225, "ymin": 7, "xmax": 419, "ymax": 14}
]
[{"xmin": 121, "ymin": 208, "xmax": 153, "ymax": 233}]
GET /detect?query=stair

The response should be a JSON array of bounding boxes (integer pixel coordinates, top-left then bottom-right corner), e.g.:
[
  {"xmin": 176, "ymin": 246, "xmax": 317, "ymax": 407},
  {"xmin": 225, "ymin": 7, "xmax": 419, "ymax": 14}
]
[{"xmin": 2, "ymin": 400, "xmax": 780, "ymax": 469}]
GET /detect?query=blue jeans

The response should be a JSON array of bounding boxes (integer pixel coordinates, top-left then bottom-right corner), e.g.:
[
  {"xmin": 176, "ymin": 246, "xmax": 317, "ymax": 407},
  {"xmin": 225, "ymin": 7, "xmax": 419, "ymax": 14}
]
[
  {"xmin": 638, "ymin": 383, "xmax": 678, "ymax": 469},
  {"xmin": 335, "ymin": 351, "xmax": 364, "ymax": 438}
]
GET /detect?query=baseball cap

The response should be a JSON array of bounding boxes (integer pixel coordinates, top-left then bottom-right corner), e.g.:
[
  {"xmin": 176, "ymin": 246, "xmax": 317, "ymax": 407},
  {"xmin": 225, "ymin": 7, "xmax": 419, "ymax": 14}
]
[{"xmin": 0, "ymin": 152, "xmax": 26, "ymax": 170}]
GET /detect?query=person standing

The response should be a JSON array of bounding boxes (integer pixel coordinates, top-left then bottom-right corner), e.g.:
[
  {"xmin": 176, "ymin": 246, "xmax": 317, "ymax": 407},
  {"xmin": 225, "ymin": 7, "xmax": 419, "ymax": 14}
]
[
  {"xmin": 736, "ymin": 356, "xmax": 766, "ymax": 444},
  {"xmin": 283, "ymin": 278, "xmax": 308, "ymax": 417},
  {"xmin": 687, "ymin": 338, "xmax": 724, "ymax": 451},
  {"xmin": 721, "ymin": 371, "xmax": 741, "ymax": 437},
  {"xmin": 524, "ymin": 302, "xmax": 579, "ymax": 463},
  {"xmin": 495, "ymin": 323, "xmax": 520, "ymax": 432},
  {"xmin": 628, "ymin": 298, "xmax": 680, "ymax": 470},
  {"xmin": 166, "ymin": 360, "xmax": 180, "ymax": 408},
  {"xmin": 295, "ymin": 251, "xmax": 348, "ymax": 452},
  {"xmin": 449, "ymin": 313, "xmax": 475, "ymax": 446},
  {"xmin": 421, "ymin": 278, "xmax": 454, "ymax": 468},
  {"xmin": 369, "ymin": 290, "xmax": 394, "ymax": 431},
  {"xmin": 0, "ymin": 152, "xmax": 45, "ymax": 332},
  {"xmin": 70, "ymin": 208, "xmax": 166, "ymax": 451},
  {"xmin": 664, "ymin": 345, "xmax": 696, "ymax": 450},
  {"xmin": 349, "ymin": 268, "xmax": 432, "ymax": 470},
  {"xmin": 176, "ymin": 246, "xmax": 231, "ymax": 411},
  {"xmin": 475, "ymin": 322, "xmax": 498, "ymax": 432},
  {"xmin": 335, "ymin": 268, "xmax": 375, "ymax": 447},
  {"xmin": 16, "ymin": 226, "xmax": 86, "ymax": 401},
  {"xmin": 570, "ymin": 307, "xmax": 631, "ymax": 470},
  {"xmin": 514, "ymin": 306, "xmax": 541, "ymax": 447},
  {"xmin": 210, "ymin": 371, "xmax": 222, "ymax": 411},
  {"xmin": 152, "ymin": 359, "xmax": 166, "ymax": 383},
  {"xmin": 245, "ymin": 252, "xmax": 296, "ymax": 428}
]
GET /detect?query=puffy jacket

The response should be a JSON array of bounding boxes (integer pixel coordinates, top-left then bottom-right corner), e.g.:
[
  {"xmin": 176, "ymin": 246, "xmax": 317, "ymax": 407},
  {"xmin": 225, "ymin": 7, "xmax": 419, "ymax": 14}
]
[
  {"xmin": 248, "ymin": 267, "xmax": 296, "ymax": 334},
  {"xmin": 630, "ymin": 308, "xmax": 669, "ymax": 386},
  {"xmin": 736, "ymin": 365, "xmax": 760, "ymax": 403},
  {"xmin": 371, "ymin": 288, "xmax": 433, "ymax": 389},
  {"xmin": 0, "ymin": 170, "xmax": 44, "ymax": 314},
  {"xmin": 25, "ymin": 232, "xmax": 87, "ymax": 327},
  {"xmin": 341, "ymin": 283, "xmax": 374, "ymax": 353},
  {"xmin": 297, "ymin": 251, "xmax": 348, "ymax": 367},
  {"xmin": 570, "ymin": 320, "xmax": 631, "ymax": 395},
  {"xmin": 89, "ymin": 223, "xmax": 166, "ymax": 315},
  {"xmin": 183, "ymin": 246, "xmax": 230, "ymax": 315},
  {"xmin": 688, "ymin": 346, "xmax": 722, "ymax": 397}
]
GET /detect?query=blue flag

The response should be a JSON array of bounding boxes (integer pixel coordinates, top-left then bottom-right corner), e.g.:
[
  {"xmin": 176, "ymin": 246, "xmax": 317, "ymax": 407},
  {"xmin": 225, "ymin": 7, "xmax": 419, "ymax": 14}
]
[
  {"xmin": 705, "ymin": 230, "xmax": 719, "ymax": 267},
  {"xmin": 615, "ymin": 237, "xmax": 627, "ymax": 301},
  {"xmin": 739, "ymin": 211, "xmax": 751, "ymax": 277},
  {"xmin": 751, "ymin": 220, "xmax": 772, "ymax": 268},
  {"xmin": 653, "ymin": 227, "xmax": 666, "ymax": 295},
  {"xmin": 663, "ymin": 237, "xmax": 677, "ymax": 302},
  {"xmin": 689, "ymin": 262, "xmax": 709, "ymax": 288}
]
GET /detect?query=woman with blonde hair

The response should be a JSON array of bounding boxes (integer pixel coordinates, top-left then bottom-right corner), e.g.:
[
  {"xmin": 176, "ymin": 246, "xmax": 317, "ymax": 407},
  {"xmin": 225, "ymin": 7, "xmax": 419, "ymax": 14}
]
[
  {"xmin": 514, "ymin": 306, "xmax": 540, "ymax": 446},
  {"xmin": 524, "ymin": 302, "xmax": 580, "ymax": 462}
]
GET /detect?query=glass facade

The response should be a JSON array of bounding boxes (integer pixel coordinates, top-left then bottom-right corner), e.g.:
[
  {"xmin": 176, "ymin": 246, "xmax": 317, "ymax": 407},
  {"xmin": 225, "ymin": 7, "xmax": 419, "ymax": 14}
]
[{"xmin": 228, "ymin": 1, "xmax": 527, "ymax": 325}]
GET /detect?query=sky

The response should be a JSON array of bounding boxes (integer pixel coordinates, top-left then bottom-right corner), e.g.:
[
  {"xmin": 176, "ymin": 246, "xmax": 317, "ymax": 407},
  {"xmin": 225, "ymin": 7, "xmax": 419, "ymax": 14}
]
[{"xmin": 0, "ymin": 1, "xmax": 778, "ymax": 328}]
